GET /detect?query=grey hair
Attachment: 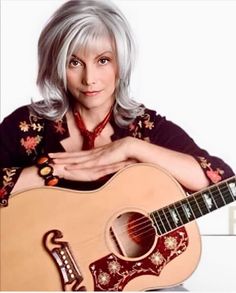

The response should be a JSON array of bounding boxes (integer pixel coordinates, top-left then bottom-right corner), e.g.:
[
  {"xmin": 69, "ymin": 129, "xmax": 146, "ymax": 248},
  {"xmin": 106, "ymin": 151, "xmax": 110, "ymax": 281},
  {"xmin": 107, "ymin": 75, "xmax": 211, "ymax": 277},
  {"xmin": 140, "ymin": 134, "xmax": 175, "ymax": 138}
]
[{"xmin": 32, "ymin": 0, "xmax": 144, "ymax": 126}]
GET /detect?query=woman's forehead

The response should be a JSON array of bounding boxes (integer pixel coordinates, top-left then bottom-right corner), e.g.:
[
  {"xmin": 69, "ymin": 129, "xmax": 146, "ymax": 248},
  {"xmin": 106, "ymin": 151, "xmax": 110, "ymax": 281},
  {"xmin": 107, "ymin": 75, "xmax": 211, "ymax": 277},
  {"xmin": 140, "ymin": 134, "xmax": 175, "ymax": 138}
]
[{"xmin": 72, "ymin": 36, "xmax": 116, "ymax": 58}]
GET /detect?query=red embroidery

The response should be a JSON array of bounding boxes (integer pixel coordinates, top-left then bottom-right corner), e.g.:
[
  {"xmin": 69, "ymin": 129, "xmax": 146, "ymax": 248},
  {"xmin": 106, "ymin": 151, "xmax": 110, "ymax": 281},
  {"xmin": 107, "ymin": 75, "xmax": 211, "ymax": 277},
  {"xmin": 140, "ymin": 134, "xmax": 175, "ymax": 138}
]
[
  {"xmin": 198, "ymin": 157, "xmax": 224, "ymax": 183},
  {"xmin": 206, "ymin": 170, "xmax": 222, "ymax": 183},
  {"xmin": 129, "ymin": 113, "xmax": 154, "ymax": 140},
  {"xmin": 20, "ymin": 135, "xmax": 42, "ymax": 155},
  {"xmin": 17, "ymin": 112, "xmax": 44, "ymax": 156},
  {"xmin": 54, "ymin": 121, "xmax": 66, "ymax": 134},
  {"xmin": 0, "ymin": 187, "xmax": 7, "ymax": 198},
  {"xmin": 129, "ymin": 123, "xmax": 136, "ymax": 132}
]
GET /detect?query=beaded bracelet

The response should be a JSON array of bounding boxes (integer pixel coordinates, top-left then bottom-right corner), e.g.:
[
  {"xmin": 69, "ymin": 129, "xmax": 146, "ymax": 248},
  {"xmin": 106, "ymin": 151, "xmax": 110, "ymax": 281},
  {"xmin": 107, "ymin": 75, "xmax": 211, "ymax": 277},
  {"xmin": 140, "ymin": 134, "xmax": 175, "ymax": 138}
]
[{"xmin": 37, "ymin": 155, "xmax": 59, "ymax": 186}]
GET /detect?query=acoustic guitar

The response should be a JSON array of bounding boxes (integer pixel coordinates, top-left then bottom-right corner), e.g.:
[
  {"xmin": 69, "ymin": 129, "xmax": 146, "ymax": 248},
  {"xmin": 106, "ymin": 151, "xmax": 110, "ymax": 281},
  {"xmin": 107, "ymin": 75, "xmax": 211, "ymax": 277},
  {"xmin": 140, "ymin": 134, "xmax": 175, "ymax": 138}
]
[{"xmin": 0, "ymin": 163, "xmax": 235, "ymax": 291}]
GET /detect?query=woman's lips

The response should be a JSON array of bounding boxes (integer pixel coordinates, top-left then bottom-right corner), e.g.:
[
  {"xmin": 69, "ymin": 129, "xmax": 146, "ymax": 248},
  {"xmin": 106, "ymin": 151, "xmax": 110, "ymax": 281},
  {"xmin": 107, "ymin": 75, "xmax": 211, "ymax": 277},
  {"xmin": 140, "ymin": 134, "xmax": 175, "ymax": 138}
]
[{"xmin": 81, "ymin": 90, "xmax": 101, "ymax": 97}]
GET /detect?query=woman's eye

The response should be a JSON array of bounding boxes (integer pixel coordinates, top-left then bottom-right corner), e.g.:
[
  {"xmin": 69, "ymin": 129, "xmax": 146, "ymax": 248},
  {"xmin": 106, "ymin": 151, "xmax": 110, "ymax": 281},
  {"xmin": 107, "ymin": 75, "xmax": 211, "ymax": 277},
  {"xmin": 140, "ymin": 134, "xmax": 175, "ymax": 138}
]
[
  {"xmin": 69, "ymin": 59, "xmax": 82, "ymax": 67},
  {"xmin": 99, "ymin": 58, "xmax": 110, "ymax": 65}
]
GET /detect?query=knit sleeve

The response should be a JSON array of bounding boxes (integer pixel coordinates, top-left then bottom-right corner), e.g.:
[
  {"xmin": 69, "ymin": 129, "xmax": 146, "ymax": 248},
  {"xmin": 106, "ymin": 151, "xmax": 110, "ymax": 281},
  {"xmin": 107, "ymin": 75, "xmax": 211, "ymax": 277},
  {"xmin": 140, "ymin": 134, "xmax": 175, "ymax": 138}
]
[{"xmin": 130, "ymin": 108, "xmax": 234, "ymax": 184}]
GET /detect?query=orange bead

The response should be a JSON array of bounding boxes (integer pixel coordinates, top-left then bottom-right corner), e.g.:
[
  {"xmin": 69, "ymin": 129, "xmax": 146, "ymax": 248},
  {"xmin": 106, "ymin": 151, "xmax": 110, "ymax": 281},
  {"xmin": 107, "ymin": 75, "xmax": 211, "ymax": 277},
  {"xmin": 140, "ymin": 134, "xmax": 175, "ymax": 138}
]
[
  {"xmin": 37, "ymin": 156, "xmax": 49, "ymax": 166},
  {"xmin": 46, "ymin": 177, "xmax": 59, "ymax": 186}
]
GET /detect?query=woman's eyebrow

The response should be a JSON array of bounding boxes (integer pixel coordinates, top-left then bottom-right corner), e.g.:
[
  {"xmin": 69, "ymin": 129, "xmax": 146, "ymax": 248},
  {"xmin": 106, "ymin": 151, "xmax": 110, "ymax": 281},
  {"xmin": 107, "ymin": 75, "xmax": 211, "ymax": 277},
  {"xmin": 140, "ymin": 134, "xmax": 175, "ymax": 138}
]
[
  {"xmin": 71, "ymin": 54, "xmax": 80, "ymax": 59},
  {"xmin": 96, "ymin": 50, "xmax": 114, "ymax": 57},
  {"xmin": 71, "ymin": 50, "xmax": 114, "ymax": 60}
]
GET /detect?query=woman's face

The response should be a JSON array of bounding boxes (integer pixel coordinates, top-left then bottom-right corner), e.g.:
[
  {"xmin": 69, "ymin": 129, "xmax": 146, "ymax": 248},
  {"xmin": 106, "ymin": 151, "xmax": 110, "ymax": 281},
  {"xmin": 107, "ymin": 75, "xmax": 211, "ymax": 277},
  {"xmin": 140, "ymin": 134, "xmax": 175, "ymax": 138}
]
[{"xmin": 66, "ymin": 36, "xmax": 118, "ymax": 112}]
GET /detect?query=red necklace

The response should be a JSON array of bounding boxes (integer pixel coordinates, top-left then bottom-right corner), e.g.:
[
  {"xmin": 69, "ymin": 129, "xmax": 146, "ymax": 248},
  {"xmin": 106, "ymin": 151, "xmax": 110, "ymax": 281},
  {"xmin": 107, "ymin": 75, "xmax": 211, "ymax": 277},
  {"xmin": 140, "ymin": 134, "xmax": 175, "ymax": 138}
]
[{"xmin": 73, "ymin": 107, "xmax": 113, "ymax": 150}]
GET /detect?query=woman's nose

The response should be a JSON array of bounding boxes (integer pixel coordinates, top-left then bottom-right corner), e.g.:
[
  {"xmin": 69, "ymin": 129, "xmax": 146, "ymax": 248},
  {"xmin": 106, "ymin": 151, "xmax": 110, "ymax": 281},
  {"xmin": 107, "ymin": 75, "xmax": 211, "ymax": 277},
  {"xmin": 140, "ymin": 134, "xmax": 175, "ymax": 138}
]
[{"xmin": 82, "ymin": 65, "xmax": 96, "ymax": 86}]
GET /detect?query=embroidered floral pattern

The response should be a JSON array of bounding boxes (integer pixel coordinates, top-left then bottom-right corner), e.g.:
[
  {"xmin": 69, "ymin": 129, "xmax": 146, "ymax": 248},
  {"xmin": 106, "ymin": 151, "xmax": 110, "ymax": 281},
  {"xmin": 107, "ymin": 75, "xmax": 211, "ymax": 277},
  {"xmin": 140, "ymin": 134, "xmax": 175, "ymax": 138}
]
[
  {"xmin": 54, "ymin": 120, "xmax": 66, "ymax": 134},
  {"xmin": 129, "ymin": 113, "xmax": 154, "ymax": 140},
  {"xmin": 17, "ymin": 111, "xmax": 44, "ymax": 156},
  {"xmin": 143, "ymin": 115, "xmax": 154, "ymax": 130},
  {"xmin": 32, "ymin": 122, "xmax": 43, "ymax": 132},
  {"xmin": 20, "ymin": 135, "xmax": 43, "ymax": 155},
  {"xmin": 2, "ymin": 168, "xmax": 17, "ymax": 188},
  {"xmin": 19, "ymin": 121, "xmax": 30, "ymax": 132},
  {"xmin": 128, "ymin": 112, "xmax": 227, "ymax": 186},
  {"xmin": 198, "ymin": 156, "xmax": 224, "ymax": 183},
  {"xmin": 18, "ymin": 113, "xmax": 44, "ymax": 133},
  {"xmin": 1, "ymin": 106, "xmax": 233, "ymax": 205},
  {"xmin": 0, "ymin": 168, "xmax": 18, "ymax": 206}
]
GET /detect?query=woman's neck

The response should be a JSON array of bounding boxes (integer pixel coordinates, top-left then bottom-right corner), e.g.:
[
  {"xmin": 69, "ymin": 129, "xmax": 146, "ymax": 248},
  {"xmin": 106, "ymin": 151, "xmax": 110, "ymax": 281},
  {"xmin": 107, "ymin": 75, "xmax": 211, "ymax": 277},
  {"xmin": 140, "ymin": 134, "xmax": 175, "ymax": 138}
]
[{"xmin": 73, "ymin": 102, "xmax": 114, "ymax": 132}]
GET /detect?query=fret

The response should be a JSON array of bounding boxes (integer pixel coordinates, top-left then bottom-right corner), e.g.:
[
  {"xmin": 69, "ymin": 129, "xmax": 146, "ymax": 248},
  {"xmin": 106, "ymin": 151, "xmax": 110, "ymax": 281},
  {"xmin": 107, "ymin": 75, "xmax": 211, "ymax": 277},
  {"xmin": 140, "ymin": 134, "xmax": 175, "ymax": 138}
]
[
  {"xmin": 229, "ymin": 180, "xmax": 236, "ymax": 198},
  {"xmin": 159, "ymin": 209, "xmax": 172, "ymax": 232},
  {"xmin": 173, "ymin": 203, "xmax": 184, "ymax": 226},
  {"xmin": 150, "ymin": 213, "xmax": 162, "ymax": 235},
  {"xmin": 162, "ymin": 207, "xmax": 177, "ymax": 230},
  {"xmin": 201, "ymin": 190, "xmax": 218, "ymax": 212},
  {"xmin": 200, "ymin": 193, "xmax": 210, "ymax": 213},
  {"xmin": 209, "ymin": 185, "xmax": 226, "ymax": 208},
  {"xmin": 208, "ymin": 189, "xmax": 219, "ymax": 209},
  {"xmin": 183, "ymin": 198, "xmax": 196, "ymax": 221},
  {"xmin": 219, "ymin": 182, "xmax": 235, "ymax": 205},
  {"xmin": 150, "ymin": 176, "xmax": 236, "ymax": 236},
  {"xmin": 156, "ymin": 211, "xmax": 168, "ymax": 233},
  {"xmin": 193, "ymin": 196, "xmax": 203, "ymax": 216},
  {"xmin": 174, "ymin": 201, "xmax": 189, "ymax": 224},
  {"xmin": 187, "ymin": 195, "xmax": 202, "ymax": 218},
  {"xmin": 217, "ymin": 185, "xmax": 227, "ymax": 205},
  {"xmin": 150, "ymin": 211, "xmax": 166, "ymax": 235},
  {"xmin": 226, "ymin": 179, "xmax": 236, "ymax": 200},
  {"xmin": 168, "ymin": 204, "xmax": 182, "ymax": 227},
  {"xmin": 195, "ymin": 193, "xmax": 209, "ymax": 215}
]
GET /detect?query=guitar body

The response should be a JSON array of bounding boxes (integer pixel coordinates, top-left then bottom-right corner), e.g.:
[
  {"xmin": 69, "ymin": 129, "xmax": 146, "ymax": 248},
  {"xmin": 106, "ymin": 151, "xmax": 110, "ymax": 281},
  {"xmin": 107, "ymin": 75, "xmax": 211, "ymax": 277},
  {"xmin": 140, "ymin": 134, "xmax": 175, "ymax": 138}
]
[{"xmin": 0, "ymin": 164, "xmax": 201, "ymax": 291}]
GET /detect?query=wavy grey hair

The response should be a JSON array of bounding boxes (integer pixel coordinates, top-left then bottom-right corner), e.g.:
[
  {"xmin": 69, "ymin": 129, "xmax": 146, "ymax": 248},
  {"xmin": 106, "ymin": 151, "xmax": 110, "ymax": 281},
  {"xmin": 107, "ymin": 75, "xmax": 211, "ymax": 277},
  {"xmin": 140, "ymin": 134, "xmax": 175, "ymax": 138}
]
[{"xmin": 31, "ymin": 0, "xmax": 144, "ymax": 127}]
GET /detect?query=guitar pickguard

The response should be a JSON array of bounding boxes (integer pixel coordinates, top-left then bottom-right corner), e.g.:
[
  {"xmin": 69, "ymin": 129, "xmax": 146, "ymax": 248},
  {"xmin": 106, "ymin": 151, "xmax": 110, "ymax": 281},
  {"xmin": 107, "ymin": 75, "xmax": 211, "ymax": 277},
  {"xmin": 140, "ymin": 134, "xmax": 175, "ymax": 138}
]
[{"xmin": 89, "ymin": 227, "xmax": 188, "ymax": 291}]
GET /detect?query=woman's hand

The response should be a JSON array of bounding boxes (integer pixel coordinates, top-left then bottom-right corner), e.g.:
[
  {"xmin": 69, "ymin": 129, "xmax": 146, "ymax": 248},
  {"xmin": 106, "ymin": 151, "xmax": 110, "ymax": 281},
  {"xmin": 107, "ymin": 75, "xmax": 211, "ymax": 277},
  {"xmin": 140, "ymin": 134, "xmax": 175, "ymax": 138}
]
[
  {"xmin": 50, "ymin": 134, "xmax": 210, "ymax": 190},
  {"xmin": 49, "ymin": 137, "xmax": 139, "ymax": 181}
]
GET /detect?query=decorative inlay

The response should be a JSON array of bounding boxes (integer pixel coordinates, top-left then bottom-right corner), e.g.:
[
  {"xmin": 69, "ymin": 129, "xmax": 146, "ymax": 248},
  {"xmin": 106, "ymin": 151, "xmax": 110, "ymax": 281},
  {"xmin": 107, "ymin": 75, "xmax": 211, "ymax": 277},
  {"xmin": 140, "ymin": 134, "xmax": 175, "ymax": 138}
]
[
  {"xmin": 202, "ymin": 193, "xmax": 213, "ymax": 210},
  {"xmin": 229, "ymin": 182, "xmax": 236, "ymax": 197},
  {"xmin": 149, "ymin": 251, "xmax": 164, "ymax": 266},
  {"xmin": 89, "ymin": 227, "xmax": 188, "ymax": 291},
  {"xmin": 164, "ymin": 236, "xmax": 177, "ymax": 250},
  {"xmin": 169, "ymin": 209, "xmax": 179, "ymax": 225}
]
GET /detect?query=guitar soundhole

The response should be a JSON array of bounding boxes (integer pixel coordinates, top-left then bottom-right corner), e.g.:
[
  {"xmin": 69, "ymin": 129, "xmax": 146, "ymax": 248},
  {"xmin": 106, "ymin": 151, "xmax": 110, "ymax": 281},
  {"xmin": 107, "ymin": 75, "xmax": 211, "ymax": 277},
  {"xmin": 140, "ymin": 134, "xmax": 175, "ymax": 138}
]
[{"xmin": 109, "ymin": 212, "xmax": 156, "ymax": 258}]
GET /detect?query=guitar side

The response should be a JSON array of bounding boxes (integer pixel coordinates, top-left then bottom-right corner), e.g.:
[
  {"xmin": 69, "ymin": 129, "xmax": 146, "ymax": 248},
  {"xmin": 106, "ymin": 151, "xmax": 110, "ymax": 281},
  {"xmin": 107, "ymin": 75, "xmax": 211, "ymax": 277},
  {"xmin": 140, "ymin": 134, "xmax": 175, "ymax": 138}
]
[{"xmin": 0, "ymin": 164, "xmax": 201, "ymax": 291}]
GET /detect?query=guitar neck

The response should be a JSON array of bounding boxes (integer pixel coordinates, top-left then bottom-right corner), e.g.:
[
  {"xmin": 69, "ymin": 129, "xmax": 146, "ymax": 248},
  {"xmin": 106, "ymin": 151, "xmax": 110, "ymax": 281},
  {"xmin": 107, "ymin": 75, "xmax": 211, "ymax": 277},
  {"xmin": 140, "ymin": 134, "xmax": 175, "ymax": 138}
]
[{"xmin": 150, "ymin": 176, "xmax": 236, "ymax": 235}]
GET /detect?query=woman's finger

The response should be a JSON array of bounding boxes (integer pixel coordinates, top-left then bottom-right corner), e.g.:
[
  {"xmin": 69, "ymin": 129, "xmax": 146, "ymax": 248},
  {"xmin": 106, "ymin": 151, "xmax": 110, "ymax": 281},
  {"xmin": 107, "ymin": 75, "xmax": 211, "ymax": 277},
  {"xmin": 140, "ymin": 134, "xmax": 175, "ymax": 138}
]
[
  {"xmin": 48, "ymin": 148, "xmax": 100, "ymax": 159},
  {"xmin": 51, "ymin": 147, "xmax": 103, "ymax": 163},
  {"xmin": 64, "ymin": 160, "xmax": 137, "ymax": 182}
]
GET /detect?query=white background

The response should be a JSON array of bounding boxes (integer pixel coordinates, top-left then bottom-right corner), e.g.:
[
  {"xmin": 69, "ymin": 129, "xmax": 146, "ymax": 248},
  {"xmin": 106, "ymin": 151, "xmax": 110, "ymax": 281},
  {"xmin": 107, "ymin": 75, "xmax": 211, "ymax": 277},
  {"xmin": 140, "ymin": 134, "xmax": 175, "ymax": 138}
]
[{"xmin": 1, "ymin": 0, "xmax": 236, "ymax": 235}]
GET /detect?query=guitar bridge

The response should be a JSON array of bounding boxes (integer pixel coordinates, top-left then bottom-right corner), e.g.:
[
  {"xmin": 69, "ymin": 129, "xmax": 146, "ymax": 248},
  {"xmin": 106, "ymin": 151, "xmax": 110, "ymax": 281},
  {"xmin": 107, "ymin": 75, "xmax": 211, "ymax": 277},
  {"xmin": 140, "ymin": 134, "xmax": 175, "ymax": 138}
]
[{"xmin": 43, "ymin": 229, "xmax": 85, "ymax": 291}]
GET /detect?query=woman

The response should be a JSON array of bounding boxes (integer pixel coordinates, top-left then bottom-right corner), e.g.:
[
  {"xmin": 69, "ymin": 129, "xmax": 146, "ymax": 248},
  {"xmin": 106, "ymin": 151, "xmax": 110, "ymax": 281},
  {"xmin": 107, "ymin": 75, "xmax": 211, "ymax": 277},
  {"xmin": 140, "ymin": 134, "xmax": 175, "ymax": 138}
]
[{"xmin": 0, "ymin": 0, "xmax": 234, "ymax": 207}]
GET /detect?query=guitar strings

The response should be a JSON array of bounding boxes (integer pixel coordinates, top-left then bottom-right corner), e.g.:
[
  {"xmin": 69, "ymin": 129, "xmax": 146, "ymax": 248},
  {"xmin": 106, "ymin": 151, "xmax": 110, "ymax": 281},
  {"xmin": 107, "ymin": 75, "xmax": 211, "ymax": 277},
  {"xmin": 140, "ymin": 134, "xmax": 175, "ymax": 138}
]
[
  {"xmin": 71, "ymin": 184, "xmax": 234, "ymax": 251},
  {"xmin": 70, "ymin": 179, "xmax": 236, "ymax": 250},
  {"xmin": 113, "ymin": 184, "xmax": 233, "ymax": 241},
  {"xmin": 112, "ymin": 184, "xmax": 231, "ymax": 243},
  {"xmin": 105, "ymin": 183, "xmax": 232, "ymax": 240}
]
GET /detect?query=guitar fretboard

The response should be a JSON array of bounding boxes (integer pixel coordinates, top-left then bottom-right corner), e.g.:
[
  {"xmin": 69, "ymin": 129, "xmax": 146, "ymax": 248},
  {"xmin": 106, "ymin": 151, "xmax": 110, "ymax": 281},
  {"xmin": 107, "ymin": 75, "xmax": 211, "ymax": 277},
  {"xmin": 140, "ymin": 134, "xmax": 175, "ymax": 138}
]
[{"xmin": 150, "ymin": 176, "xmax": 236, "ymax": 235}]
